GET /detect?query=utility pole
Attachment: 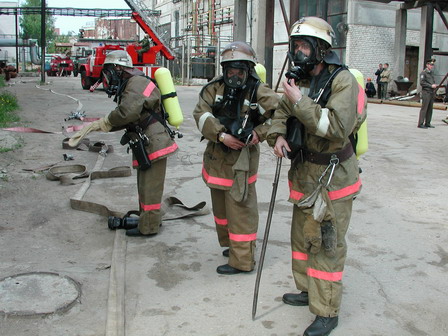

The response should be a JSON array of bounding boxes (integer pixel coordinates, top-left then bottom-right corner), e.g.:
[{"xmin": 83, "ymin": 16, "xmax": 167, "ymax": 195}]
[
  {"xmin": 233, "ymin": 0, "xmax": 247, "ymax": 42},
  {"xmin": 15, "ymin": 8, "xmax": 19, "ymax": 73},
  {"xmin": 40, "ymin": 0, "xmax": 46, "ymax": 83}
]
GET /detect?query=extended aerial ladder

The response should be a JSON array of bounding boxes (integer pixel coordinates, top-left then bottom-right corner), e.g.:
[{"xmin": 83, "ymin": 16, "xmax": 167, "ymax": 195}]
[{"xmin": 124, "ymin": 0, "xmax": 175, "ymax": 60}]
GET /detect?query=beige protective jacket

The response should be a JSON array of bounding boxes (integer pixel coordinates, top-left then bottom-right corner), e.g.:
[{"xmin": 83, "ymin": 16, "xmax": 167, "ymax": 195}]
[
  {"xmin": 107, "ymin": 75, "xmax": 178, "ymax": 166},
  {"xmin": 380, "ymin": 68, "xmax": 391, "ymax": 83},
  {"xmin": 267, "ymin": 66, "xmax": 366, "ymax": 203},
  {"xmin": 193, "ymin": 78, "xmax": 280, "ymax": 190}
]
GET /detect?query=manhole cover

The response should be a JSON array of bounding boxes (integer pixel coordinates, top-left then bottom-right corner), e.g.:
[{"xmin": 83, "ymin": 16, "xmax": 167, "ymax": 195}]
[{"xmin": 0, "ymin": 272, "xmax": 81, "ymax": 316}]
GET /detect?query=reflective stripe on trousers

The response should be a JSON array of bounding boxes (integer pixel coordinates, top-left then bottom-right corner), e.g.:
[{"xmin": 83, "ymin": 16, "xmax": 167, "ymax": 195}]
[
  {"xmin": 210, "ymin": 184, "xmax": 259, "ymax": 271},
  {"xmin": 137, "ymin": 158, "xmax": 167, "ymax": 235},
  {"xmin": 290, "ymin": 197, "xmax": 353, "ymax": 317}
]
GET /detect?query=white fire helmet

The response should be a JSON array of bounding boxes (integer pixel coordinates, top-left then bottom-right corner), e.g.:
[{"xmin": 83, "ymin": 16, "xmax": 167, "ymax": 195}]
[
  {"xmin": 104, "ymin": 50, "xmax": 133, "ymax": 68},
  {"xmin": 290, "ymin": 16, "xmax": 335, "ymax": 48}
]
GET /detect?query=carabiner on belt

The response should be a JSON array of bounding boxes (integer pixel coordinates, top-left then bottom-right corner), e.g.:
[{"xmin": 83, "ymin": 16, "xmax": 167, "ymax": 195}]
[{"xmin": 318, "ymin": 154, "xmax": 339, "ymax": 187}]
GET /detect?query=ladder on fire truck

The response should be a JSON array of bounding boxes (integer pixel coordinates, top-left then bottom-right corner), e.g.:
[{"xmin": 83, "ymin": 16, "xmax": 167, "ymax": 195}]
[{"xmin": 124, "ymin": 0, "xmax": 175, "ymax": 60}]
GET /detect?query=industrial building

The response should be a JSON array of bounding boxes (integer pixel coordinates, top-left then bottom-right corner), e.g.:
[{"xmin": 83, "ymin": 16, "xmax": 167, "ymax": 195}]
[{"xmin": 1, "ymin": 0, "xmax": 447, "ymax": 94}]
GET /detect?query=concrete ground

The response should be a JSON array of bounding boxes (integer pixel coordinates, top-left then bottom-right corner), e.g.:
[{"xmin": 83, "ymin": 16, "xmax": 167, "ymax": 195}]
[{"xmin": 0, "ymin": 75, "xmax": 447, "ymax": 336}]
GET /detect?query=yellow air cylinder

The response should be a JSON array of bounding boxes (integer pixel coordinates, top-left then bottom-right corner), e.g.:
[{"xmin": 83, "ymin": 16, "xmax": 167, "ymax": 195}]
[
  {"xmin": 348, "ymin": 68, "xmax": 368, "ymax": 158},
  {"xmin": 154, "ymin": 67, "xmax": 183, "ymax": 128},
  {"xmin": 254, "ymin": 63, "xmax": 267, "ymax": 83}
]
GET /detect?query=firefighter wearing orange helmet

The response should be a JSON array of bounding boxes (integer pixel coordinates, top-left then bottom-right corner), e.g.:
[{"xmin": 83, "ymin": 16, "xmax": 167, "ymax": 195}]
[{"xmin": 193, "ymin": 42, "xmax": 280, "ymax": 275}]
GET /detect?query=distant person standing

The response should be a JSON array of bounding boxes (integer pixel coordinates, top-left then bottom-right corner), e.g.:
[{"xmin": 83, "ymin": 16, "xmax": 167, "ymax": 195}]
[
  {"xmin": 379, "ymin": 63, "xmax": 391, "ymax": 100},
  {"xmin": 375, "ymin": 64, "xmax": 383, "ymax": 99},
  {"xmin": 418, "ymin": 59, "xmax": 437, "ymax": 129}
]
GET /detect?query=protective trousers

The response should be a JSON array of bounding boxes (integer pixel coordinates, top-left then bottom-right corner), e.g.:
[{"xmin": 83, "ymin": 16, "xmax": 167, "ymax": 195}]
[
  {"xmin": 291, "ymin": 197, "xmax": 353, "ymax": 317},
  {"xmin": 137, "ymin": 158, "xmax": 167, "ymax": 235},
  {"xmin": 210, "ymin": 184, "xmax": 258, "ymax": 271},
  {"xmin": 379, "ymin": 82, "xmax": 388, "ymax": 99},
  {"xmin": 418, "ymin": 90, "xmax": 434, "ymax": 126}
]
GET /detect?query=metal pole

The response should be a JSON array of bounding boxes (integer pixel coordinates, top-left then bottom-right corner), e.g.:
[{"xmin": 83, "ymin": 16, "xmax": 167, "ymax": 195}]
[
  {"xmin": 186, "ymin": 37, "xmax": 191, "ymax": 86},
  {"xmin": 15, "ymin": 9, "xmax": 19, "ymax": 72},
  {"xmin": 181, "ymin": 41, "xmax": 185, "ymax": 85},
  {"xmin": 252, "ymin": 156, "xmax": 283, "ymax": 320},
  {"xmin": 40, "ymin": 0, "xmax": 46, "ymax": 83},
  {"xmin": 264, "ymin": 0, "xmax": 274, "ymax": 87},
  {"xmin": 216, "ymin": 37, "xmax": 220, "ymax": 78}
]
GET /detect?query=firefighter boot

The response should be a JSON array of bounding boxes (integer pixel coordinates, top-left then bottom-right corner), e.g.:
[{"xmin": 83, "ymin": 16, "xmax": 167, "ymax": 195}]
[
  {"xmin": 125, "ymin": 228, "xmax": 157, "ymax": 237},
  {"xmin": 282, "ymin": 292, "xmax": 309, "ymax": 306},
  {"xmin": 216, "ymin": 264, "xmax": 251, "ymax": 275},
  {"xmin": 108, "ymin": 216, "xmax": 138, "ymax": 230},
  {"xmin": 304, "ymin": 316, "xmax": 338, "ymax": 336}
]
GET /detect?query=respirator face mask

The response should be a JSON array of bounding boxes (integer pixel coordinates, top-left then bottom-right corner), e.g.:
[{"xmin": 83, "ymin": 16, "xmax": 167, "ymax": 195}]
[
  {"xmin": 102, "ymin": 64, "xmax": 122, "ymax": 98},
  {"xmin": 286, "ymin": 37, "xmax": 318, "ymax": 82},
  {"xmin": 223, "ymin": 61, "xmax": 249, "ymax": 89}
]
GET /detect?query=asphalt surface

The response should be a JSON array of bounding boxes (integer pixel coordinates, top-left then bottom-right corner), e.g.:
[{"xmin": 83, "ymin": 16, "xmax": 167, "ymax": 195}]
[{"xmin": 0, "ymin": 75, "xmax": 447, "ymax": 336}]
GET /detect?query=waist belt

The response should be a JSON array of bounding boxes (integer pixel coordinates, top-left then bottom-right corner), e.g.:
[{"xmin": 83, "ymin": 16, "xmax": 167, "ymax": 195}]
[
  {"xmin": 303, "ymin": 143, "xmax": 354, "ymax": 165},
  {"xmin": 140, "ymin": 112, "xmax": 162, "ymax": 129},
  {"xmin": 142, "ymin": 114, "xmax": 159, "ymax": 128},
  {"xmin": 126, "ymin": 114, "xmax": 159, "ymax": 133}
]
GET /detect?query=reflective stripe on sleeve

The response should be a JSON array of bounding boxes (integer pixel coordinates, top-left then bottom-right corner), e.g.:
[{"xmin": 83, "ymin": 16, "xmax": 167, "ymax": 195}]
[
  {"xmin": 307, "ymin": 268, "xmax": 343, "ymax": 281},
  {"xmin": 142, "ymin": 81, "xmax": 156, "ymax": 97},
  {"xmin": 229, "ymin": 232, "xmax": 257, "ymax": 242},
  {"xmin": 198, "ymin": 112, "xmax": 214, "ymax": 133},
  {"xmin": 316, "ymin": 108, "xmax": 330, "ymax": 137}
]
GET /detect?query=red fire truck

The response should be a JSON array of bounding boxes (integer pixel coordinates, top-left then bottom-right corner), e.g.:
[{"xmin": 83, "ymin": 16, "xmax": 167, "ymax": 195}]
[
  {"xmin": 78, "ymin": 8, "xmax": 175, "ymax": 91},
  {"xmin": 47, "ymin": 54, "xmax": 74, "ymax": 77},
  {"xmin": 78, "ymin": 43, "xmax": 163, "ymax": 90}
]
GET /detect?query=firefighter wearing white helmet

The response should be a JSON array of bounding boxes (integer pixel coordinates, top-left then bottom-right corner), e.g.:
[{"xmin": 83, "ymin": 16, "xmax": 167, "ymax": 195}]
[
  {"xmin": 69, "ymin": 50, "xmax": 178, "ymax": 237},
  {"xmin": 104, "ymin": 49, "xmax": 133, "ymax": 67},
  {"xmin": 193, "ymin": 42, "xmax": 280, "ymax": 275},
  {"xmin": 267, "ymin": 17, "xmax": 367, "ymax": 336}
]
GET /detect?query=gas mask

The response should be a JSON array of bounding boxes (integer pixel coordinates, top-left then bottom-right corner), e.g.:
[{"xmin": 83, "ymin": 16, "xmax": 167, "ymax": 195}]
[
  {"xmin": 286, "ymin": 37, "xmax": 318, "ymax": 82},
  {"xmin": 102, "ymin": 64, "xmax": 122, "ymax": 98},
  {"xmin": 223, "ymin": 61, "xmax": 249, "ymax": 89}
]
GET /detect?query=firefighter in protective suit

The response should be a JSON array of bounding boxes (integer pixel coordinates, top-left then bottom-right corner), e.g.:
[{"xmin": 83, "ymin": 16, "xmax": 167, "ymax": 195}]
[
  {"xmin": 266, "ymin": 17, "xmax": 367, "ymax": 336},
  {"xmin": 69, "ymin": 50, "xmax": 178, "ymax": 236},
  {"xmin": 193, "ymin": 42, "xmax": 279, "ymax": 275}
]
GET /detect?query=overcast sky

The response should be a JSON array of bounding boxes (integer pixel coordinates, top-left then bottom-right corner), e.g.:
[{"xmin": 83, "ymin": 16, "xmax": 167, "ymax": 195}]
[{"xmin": 45, "ymin": 0, "xmax": 129, "ymax": 34}]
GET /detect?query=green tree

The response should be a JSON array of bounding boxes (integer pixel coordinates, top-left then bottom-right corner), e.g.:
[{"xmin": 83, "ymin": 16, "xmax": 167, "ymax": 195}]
[
  {"xmin": 47, "ymin": 34, "xmax": 72, "ymax": 54},
  {"xmin": 19, "ymin": 0, "xmax": 56, "ymax": 47}
]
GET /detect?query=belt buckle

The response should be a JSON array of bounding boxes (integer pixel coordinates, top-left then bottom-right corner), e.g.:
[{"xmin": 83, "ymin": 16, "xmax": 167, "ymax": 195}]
[{"xmin": 330, "ymin": 154, "xmax": 339, "ymax": 165}]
